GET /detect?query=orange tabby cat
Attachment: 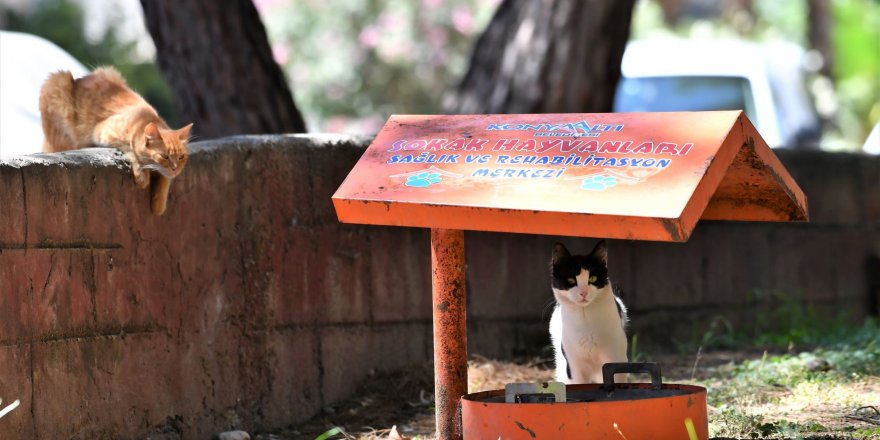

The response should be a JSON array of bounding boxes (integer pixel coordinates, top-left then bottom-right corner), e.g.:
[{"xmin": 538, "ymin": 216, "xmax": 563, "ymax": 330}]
[{"xmin": 38, "ymin": 66, "xmax": 192, "ymax": 216}]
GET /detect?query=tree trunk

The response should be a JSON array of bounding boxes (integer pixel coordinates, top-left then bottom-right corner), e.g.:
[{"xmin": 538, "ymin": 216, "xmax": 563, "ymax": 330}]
[
  {"xmin": 808, "ymin": 0, "xmax": 835, "ymax": 80},
  {"xmin": 445, "ymin": 0, "xmax": 636, "ymax": 114},
  {"xmin": 140, "ymin": 0, "xmax": 306, "ymax": 138}
]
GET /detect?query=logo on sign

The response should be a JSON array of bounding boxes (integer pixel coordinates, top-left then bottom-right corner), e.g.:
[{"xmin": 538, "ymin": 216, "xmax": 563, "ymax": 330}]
[
  {"xmin": 486, "ymin": 120, "xmax": 624, "ymax": 138},
  {"xmin": 389, "ymin": 166, "xmax": 463, "ymax": 188}
]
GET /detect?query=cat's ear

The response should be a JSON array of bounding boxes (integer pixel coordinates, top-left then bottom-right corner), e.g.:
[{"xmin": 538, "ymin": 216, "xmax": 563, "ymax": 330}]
[
  {"xmin": 144, "ymin": 122, "xmax": 160, "ymax": 141},
  {"xmin": 177, "ymin": 123, "xmax": 193, "ymax": 140},
  {"xmin": 551, "ymin": 242, "xmax": 571, "ymax": 265},
  {"xmin": 589, "ymin": 240, "xmax": 608, "ymax": 266}
]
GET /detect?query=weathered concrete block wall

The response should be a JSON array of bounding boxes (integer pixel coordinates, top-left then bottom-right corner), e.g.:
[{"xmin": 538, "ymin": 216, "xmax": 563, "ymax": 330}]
[
  {"xmin": 0, "ymin": 136, "xmax": 877, "ymax": 438},
  {"xmin": 0, "ymin": 136, "xmax": 435, "ymax": 439}
]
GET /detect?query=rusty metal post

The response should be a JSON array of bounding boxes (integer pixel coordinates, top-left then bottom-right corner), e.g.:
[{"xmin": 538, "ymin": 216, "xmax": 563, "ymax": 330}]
[{"xmin": 431, "ymin": 228, "xmax": 467, "ymax": 440}]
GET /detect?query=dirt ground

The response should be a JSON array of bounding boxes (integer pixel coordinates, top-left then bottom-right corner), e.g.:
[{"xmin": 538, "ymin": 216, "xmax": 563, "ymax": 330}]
[{"xmin": 257, "ymin": 351, "xmax": 880, "ymax": 440}]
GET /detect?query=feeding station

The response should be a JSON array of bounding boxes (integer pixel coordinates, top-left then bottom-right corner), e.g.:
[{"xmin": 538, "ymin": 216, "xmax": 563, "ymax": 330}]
[{"xmin": 332, "ymin": 111, "xmax": 808, "ymax": 439}]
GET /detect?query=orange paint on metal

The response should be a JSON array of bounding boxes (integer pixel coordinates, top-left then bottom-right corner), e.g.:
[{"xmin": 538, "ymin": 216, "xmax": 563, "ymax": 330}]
[
  {"xmin": 332, "ymin": 111, "xmax": 808, "ymax": 242},
  {"xmin": 461, "ymin": 383, "xmax": 709, "ymax": 439},
  {"xmin": 431, "ymin": 228, "xmax": 467, "ymax": 440}
]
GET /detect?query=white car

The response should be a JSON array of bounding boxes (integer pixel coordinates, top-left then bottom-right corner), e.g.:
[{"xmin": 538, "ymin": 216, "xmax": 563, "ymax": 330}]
[
  {"xmin": 0, "ymin": 31, "xmax": 89, "ymax": 157},
  {"xmin": 614, "ymin": 38, "xmax": 822, "ymax": 149}
]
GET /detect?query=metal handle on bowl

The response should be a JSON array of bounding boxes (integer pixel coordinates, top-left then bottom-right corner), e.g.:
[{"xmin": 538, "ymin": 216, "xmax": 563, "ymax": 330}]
[{"xmin": 601, "ymin": 362, "xmax": 662, "ymax": 391}]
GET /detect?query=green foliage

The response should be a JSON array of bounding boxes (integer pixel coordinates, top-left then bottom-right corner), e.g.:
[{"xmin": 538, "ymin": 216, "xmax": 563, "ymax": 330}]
[
  {"xmin": 2, "ymin": 0, "xmax": 177, "ymax": 125},
  {"xmin": 693, "ymin": 315, "xmax": 738, "ymax": 351},
  {"xmin": 3, "ymin": 0, "xmax": 132, "ymax": 67},
  {"xmin": 673, "ymin": 290, "xmax": 863, "ymax": 353},
  {"xmin": 745, "ymin": 289, "xmax": 856, "ymax": 347},
  {"xmin": 831, "ymin": 0, "xmax": 880, "ymax": 145},
  {"xmin": 314, "ymin": 426, "xmax": 345, "ymax": 440},
  {"xmin": 833, "ymin": 0, "xmax": 880, "ymax": 86},
  {"xmin": 629, "ymin": 333, "xmax": 644, "ymax": 362},
  {"xmin": 847, "ymin": 426, "xmax": 880, "ymax": 437},
  {"xmin": 818, "ymin": 319, "xmax": 880, "ymax": 377}
]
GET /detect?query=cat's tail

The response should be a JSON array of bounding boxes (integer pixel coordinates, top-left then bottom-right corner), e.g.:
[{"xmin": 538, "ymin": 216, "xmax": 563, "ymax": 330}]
[{"xmin": 38, "ymin": 71, "xmax": 77, "ymax": 152}]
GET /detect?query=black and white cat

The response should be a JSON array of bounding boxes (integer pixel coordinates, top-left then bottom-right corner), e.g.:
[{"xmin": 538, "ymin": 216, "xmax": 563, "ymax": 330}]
[{"xmin": 549, "ymin": 240, "xmax": 628, "ymax": 384}]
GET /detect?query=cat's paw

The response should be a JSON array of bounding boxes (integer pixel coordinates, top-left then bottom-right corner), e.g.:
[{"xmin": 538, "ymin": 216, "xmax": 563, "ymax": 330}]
[
  {"xmin": 405, "ymin": 172, "xmax": 442, "ymax": 188},
  {"xmin": 133, "ymin": 170, "xmax": 150, "ymax": 189},
  {"xmin": 581, "ymin": 175, "xmax": 617, "ymax": 191}
]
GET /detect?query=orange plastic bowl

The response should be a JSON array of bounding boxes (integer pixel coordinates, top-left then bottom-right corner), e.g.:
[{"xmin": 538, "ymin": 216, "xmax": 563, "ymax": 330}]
[{"xmin": 461, "ymin": 364, "xmax": 708, "ymax": 440}]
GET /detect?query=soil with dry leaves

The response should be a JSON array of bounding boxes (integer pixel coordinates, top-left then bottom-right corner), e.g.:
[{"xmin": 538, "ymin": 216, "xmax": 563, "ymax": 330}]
[
  {"xmin": 254, "ymin": 351, "xmax": 880, "ymax": 440},
  {"xmin": 252, "ymin": 356, "xmax": 551, "ymax": 440}
]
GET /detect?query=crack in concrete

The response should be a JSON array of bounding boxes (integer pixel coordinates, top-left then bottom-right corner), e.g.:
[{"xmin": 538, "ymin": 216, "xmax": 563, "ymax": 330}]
[
  {"xmin": 27, "ymin": 276, "xmax": 36, "ymax": 438},
  {"xmin": 0, "ymin": 242, "xmax": 122, "ymax": 250},
  {"xmin": 41, "ymin": 253, "xmax": 56, "ymax": 296},
  {"xmin": 19, "ymin": 168, "xmax": 28, "ymax": 252},
  {"xmin": 87, "ymin": 251, "xmax": 99, "ymax": 326},
  {"xmin": 0, "ymin": 324, "xmax": 159, "ymax": 348},
  {"xmin": 314, "ymin": 329, "xmax": 325, "ymax": 409}
]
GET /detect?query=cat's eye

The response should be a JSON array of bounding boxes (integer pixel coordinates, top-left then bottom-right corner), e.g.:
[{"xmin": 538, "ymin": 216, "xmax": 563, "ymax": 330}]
[
  {"xmin": 588, "ymin": 275, "xmax": 597, "ymax": 284},
  {"xmin": 567, "ymin": 278, "xmax": 576, "ymax": 285}
]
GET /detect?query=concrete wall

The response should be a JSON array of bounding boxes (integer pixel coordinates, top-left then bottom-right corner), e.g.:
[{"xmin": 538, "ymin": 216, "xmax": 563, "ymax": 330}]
[{"xmin": 0, "ymin": 135, "xmax": 877, "ymax": 438}]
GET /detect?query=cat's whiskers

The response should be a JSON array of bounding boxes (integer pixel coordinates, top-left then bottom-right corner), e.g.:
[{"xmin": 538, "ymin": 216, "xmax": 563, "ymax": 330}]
[
  {"xmin": 541, "ymin": 297, "xmax": 558, "ymax": 321},
  {"xmin": 142, "ymin": 163, "xmax": 176, "ymax": 178}
]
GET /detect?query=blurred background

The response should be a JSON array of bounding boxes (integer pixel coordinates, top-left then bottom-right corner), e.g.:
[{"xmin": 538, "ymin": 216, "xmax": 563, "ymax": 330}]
[{"xmin": 0, "ymin": 0, "xmax": 878, "ymax": 152}]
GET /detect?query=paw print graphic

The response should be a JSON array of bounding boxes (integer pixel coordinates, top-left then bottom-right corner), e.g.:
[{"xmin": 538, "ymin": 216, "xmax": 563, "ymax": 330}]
[
  {"xmin": 405, "ymin": 172, "xmax": 442, "ymax": 188},
  {"xmin": 581, "ymin": 175, "xmax": 617, "ymax": 191}
]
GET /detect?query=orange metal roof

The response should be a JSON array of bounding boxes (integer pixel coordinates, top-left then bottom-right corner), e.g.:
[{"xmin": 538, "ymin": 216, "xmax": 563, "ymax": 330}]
[{"xmin": 332, "ymin": 111, "xmax": 807, "ymax": 242}]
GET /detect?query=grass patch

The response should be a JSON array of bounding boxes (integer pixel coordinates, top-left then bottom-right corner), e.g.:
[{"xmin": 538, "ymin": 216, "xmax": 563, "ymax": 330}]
[
  {"xmin": 696, "ymin": 318, "xmax": 880, "ymax": 439},
  {"xmin": 711, "ymin": 408, "xmax": 830, "ymax": 439},
  {"xmin": 670, "ymin": 290, "xmax": 873, "ymax": 354}
]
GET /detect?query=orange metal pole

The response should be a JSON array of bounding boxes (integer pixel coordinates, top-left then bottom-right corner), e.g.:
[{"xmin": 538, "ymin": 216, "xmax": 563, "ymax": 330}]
[{"xmin": 431, "ymin": 228, "xmax": 467, "ymax": 440}]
